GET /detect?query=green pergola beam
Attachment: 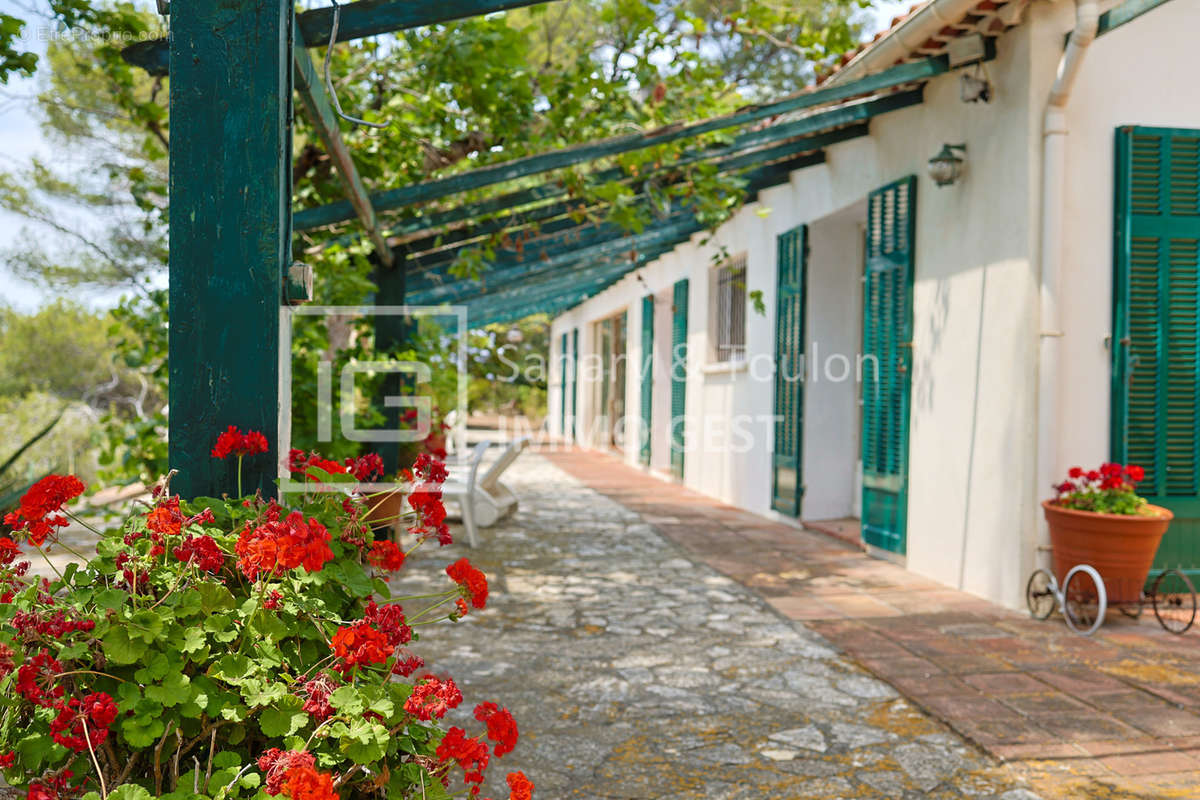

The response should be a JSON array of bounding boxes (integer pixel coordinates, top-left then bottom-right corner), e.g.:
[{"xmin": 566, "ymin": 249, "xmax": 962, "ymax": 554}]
[
  {"xmin": 406, "ymin": 152, "xmax": 817, "ymax": 296},
  {"xmin": 123, "ymin": 0, "xmax": 560, "ymax": 77},
  {"xmin": 409, "ymin": 215, "xmax": 702, "ymax": 304},
  {"xmin": 1096, "ymin": 0, "xmax": 1176, "ymax": 35},
  {"xmin": 399, "ymin": 145, "xmax": 834, "ymax": 268},
  {"xmin": 293, "ymin": 55, "xmax": 947, "ymax": 229},
  {"xmin": 292, "ymin": 42, "xmax": 393, "ymax": 267}
]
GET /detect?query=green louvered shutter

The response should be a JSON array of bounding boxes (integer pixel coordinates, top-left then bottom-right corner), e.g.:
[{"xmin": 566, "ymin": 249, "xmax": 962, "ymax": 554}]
[
  {"xmin": 640, "ymin": 294, "xmax": 654, "ymax": 466},
  {"xmin": 559, "ymin": 332, "xmax": 569, "ymax": 437},
  {"xmin": 570, "ymin": 328, "xmax": 579, "ymax": 441},
  {"xmin": 1112, "ymin": 126, "xmax": 1200, "ymax": 580},
  {"xmin": 670, "ymin": 279, "xmax": 689, "ymax": 479},
  {"xmin": 772, "ymin": 225, "xmax": 808, "ymax": 516},
  {"xmin": 861, "ymin": 176, "xmax": 916, "ymax": 555}
]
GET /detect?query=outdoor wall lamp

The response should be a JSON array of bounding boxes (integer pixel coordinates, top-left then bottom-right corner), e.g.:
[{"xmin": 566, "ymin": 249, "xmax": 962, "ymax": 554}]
[{"xmin": 928, "ymin": 143, "xmax": 967, "ymax": 187}]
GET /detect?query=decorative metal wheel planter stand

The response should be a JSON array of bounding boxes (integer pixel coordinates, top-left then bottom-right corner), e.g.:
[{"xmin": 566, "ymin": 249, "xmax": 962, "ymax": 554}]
[{"xmin": 1026, "ymin": 501, "xmax": 1197, "ymax": 635}]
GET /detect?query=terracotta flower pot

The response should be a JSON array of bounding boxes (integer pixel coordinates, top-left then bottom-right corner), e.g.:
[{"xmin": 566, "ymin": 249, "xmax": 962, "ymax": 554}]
[
  {"xmin": 1042, "ymin": 499, "xmax": 1173, "ymax": 605},
  {"xmin": 363, "ymin": 489, "xmax": 407, "ymax": 533}
]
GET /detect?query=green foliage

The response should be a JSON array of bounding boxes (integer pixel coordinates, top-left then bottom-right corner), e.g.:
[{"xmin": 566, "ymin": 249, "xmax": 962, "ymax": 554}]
[{"xmin": 0, "ymin": 446, "xmax": 509, "ymax": 798}]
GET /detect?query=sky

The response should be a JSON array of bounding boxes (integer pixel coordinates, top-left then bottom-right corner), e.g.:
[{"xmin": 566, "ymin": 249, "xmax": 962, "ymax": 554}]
[{"xmin": 0, "ymin": 0, "xmax": 913, "ymax": 313}]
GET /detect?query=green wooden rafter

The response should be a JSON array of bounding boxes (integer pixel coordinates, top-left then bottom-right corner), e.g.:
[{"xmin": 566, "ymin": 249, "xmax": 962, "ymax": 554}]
[{"xmin": 123, "ymin": 0, "xmax": 562, "ymax": 76}]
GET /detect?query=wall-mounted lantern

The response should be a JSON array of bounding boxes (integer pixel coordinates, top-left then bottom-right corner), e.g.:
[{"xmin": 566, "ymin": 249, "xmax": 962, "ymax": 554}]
[{"xmin": 928, "ymin": 143, "xmax": 967, "ymax": 187}]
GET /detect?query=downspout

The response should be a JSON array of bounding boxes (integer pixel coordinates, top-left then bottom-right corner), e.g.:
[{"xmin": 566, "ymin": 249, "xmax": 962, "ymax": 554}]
[{"xmin": 1035, "ymin": 0, "xmax": 1099, "ymax": 557}]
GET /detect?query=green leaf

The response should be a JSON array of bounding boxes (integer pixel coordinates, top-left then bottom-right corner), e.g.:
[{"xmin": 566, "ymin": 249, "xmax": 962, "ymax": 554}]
[
  {"xmin": 128, "ymin": 608, "xmax": 165, "ymax": 642},
  {"xmin": 181, "ymin": 626, "xmax": 208, "ymax": 656},
  {"xmin": 329, "ymin": 685, "xmax": 364, "ymax": 716},
  {"xmin": 134, "ymin": 652, "xmax": 170, "ymax": 682},
  {"xmin": 107, "ymin": 785, "xmax": 152, "ymax": 800},
  {"xmin": 146, "ymin": 670, "xmax": 191, "ymax": 707},
  {"xmin": 102, "ymin": 626, "xmax": 148, "ymax": 664},
  {"xmin": 209, "ymin": 653, "xmax": 254, "ymax": 685},
  {"xmin": 260, "ymin": 696, "xmax": 310, "ymax": 737},
  {"xmin": 94, "ymin": 587, "xmax": 129, "ymax": 610},
  {"xmin": 120, "ymin": 713, "xmax": 165, "ymax": 748},
  {"xmin": 15, "ymin": 732, "xmax": 53, "ymax": 771},
  {"xmin": 197, "ymin": 581, "xmax": 237, "ymax": 613},
  {"xmin": 338, "ymin": 560, "xmax": 373, "ymax": 597},
  {"xmin": 240, "ymin": 678, "xmax": 286, "ymax": 708}
]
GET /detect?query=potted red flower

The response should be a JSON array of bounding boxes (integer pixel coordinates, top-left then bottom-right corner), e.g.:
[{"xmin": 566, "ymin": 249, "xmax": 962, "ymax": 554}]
[{"xmin": 1044, "ymin": 462, "xmax": 1171, "ymax": 604}]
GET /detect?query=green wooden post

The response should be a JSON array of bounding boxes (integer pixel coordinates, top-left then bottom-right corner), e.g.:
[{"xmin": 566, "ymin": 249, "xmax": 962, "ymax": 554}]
[
  {"xmin": 772, "ymin": 225, "xmax": 808, "ymax": 516},
  {"xmin": 374, "ymin": 254, "xmax": 408, "ymax": 474},
  {"xmin": 168, "ymin": 0, "xmax": 292, "ymax": 498}
]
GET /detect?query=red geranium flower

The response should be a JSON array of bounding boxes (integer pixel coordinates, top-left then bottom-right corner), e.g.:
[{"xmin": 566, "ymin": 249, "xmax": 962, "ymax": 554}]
[
  {"xmin": 331, "ymin": 622, "xmax": 392, "ymax": 675},
  {"xmin": 257, "ymin": 749, "xmax": 316, "ymax": 796},
  {"xmin": 0, "ymin": 537, "xmax": 20, "ymax": 566},
  {"xmin": 363, "ymin": 600, "xmax": 411, "ymax": 646},
  {"xmin": 404, "ymin": 674, "xmax": 463, "ymax": 721},
  {"xmin": 236, "ymin": 512, "xmax": 333, "ymax": 580},
  {"xmin": 15, "ymin": 651, "xmax": 64, "ymax": 707},
  {"xmin": 173, "ymin": 534, "xmax": 225, "ymax": 573},
  {"xmin": 474, "ymin": 702, "xmax": 519, "ymax": 757},
  {"xmin": 367, "ymin": 540, "xmax": 405, "ymax": 571},
  {"xmin": 1126, "ymin": 464, "xmax": 1145, "ymax": 483},
  {"xmin": 211, "ymin": 426, "xmax": 269, "ymax": 459},
  {"xmin": 282, "ymin": 765, "xmax": 338, "ymax": 800},
  {"xmin": 49, "ymin": 692, "xmax": 118, "ymax": 752},
  {"xmin": 446, "ymin": 558, "xmax": 488, "ymax": 610},
  {"xmin": 436, "ymin": 726, "xmax": 490, "ymax": 792},
  {"xmin": 345, "ymin": 453, "xmax": 384, "ymax": 481},
  {"xmin": 4, "ymin": 474, "xmax": 84, "ymax": 546},
  {"xmin": 507, "ymin": 771, "xmax": 534, "ymax": 800}
]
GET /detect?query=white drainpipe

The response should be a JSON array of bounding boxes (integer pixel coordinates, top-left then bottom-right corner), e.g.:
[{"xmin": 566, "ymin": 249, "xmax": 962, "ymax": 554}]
[{"xmin": 1036, "ymin": 0, "xmax": 1099, "ymax": 547}]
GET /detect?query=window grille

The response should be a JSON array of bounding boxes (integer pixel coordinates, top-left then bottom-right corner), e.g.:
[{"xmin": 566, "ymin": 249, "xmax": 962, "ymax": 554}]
[{"xmin": 713, "ymin": 254, "xmax": 747, "ymax": 362}]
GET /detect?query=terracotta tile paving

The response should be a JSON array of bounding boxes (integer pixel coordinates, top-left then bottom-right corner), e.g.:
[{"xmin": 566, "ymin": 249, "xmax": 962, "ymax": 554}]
[{"xmin": 540, "ymin": 445, "xmax": 1200, "ymax": 797}]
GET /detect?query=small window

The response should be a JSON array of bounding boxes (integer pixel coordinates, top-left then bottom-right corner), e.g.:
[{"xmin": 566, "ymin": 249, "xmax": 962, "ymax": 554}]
[{"xmin": 711, "ymin": 253, "xmax": 747, "ymax": 363}]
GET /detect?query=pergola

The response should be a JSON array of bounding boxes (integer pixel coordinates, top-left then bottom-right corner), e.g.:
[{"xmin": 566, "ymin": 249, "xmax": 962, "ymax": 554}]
[{"xmin": 127, "ymin": 0, "xmax": 992, "ymax": 499}]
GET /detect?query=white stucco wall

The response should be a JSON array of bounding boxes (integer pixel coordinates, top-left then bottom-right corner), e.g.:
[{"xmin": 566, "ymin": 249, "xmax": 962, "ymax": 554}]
[{"xmin": 547, "ymin": 3, "xmax": 1196, "ymax": 608}]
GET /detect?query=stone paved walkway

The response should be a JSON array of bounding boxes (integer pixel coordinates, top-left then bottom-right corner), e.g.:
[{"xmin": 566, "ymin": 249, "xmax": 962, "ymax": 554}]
[
  {"xmin": 395, "ymin": 451, "xmax": 1043, "ymax": 799},
  {"xmin": 540, "ymin": 445, "xmax": 1200, "ymax": 800}
]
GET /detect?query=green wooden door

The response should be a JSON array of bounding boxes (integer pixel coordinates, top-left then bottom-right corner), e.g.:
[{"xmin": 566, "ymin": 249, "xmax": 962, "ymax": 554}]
[
  {"xmin": 772, "ymin": 225, "xmax": 808, "ymax": 516},
  {"xmin": 1112, "ymin": 126, "xmax": 1200, "ymax": 580},
  {"xmin": 861, "ymin": 176, "xmax": 916, "ymax": 555},
  {"xmin": 640, "ymin": 294, "xmax": 654, "ymax": 466},
  {"xmin": 570, "ymin": 328, "xmax": 579, "ymax": 441},
  {"xmin": 670, "ymin": 279, "xmax": 689, "ymax": 479},
  {"xmin": 559, "ymin": 332, "xmax": 569, "ymax": 437}
]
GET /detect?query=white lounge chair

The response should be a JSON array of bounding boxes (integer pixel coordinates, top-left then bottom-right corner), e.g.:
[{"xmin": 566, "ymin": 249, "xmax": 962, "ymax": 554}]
[
  {"xmin": 446, "ymin": 436, "xmax": 530, "ymax": 532},
  {"xmin": 441, "ymin": 440, "xmax": 492, "ymax": 548}
]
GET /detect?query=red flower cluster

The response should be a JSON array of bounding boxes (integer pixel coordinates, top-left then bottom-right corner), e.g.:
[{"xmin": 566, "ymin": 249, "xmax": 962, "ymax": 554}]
[
  {"xmin": 331, "ymin": 622, "xmax": 391, "ymax": 675},
  {"xmin": 211, "ymin": 425, "xmax": 269, "ymax": 459},
  {"xmin": 436, "ymin": 727, "xmax": 490, "ymax": 794},
  {"xmin": 257, "ymin": 749, "xmax": 316, "ymax": 796},
  {"xmin": 446, "ymin": 558, "xmax": 488, "ymax": 612},
  {"xmin": 48, "ymin": 692, "xmax": 118, "ymax": 752},
  {"xmin": 0, "ymin": 643, "xmax": 14, "ymax": 680},
  {"xmin": 345, "ymin": 452, "xmax": 384, "ymax": 481},
  {"xmin": 474, "ymin": 702, "xmax": 519, "ymax": 757},
  {"xmin": 391, "ymin": 649, "xmax": 425, "ymax": 677},
  {"xmin": 1057, "ymin": 462, "xmax": 1145, "ymax": 494},
  {"xmin": 407, "ymin": 454, "xmax": 450, "ymax": 545},
  {"xmin": 173, "ymin": 534, "xmax": 225, "ymax": 573},
  {"xmin": 288, "ymin": 449, "xmax": 348, "ymax": 480},
  {"xmin": 282, "ymin": 765, "xmax": 339, "ymax": 800},
  {"xmin": 0, "ymin": 536, "xmax": 21, "ymax": 565},
  {"xmin": 301, "ymin": 674, "xmax": 339, "ymax": 722},
  {"xmin": 506, "ymin": 771, "xmax": 534, "ymax": 800},
  {"xmin": 367, "ymin": 539, "xmax": 405, "ymax": 571},
  {"xmin": 236, "ymin": 512, "xmax": 333, "ymax": 580},
  {"xmin": 363, "ymin": 600, "xmax": 411, "ymax": 647},
  {"xmin": 404, "ymin": 674, "xmax": 462, "ymax": 721},
  {"xmin": 15, "ymin": 651, "xmax": 65, "ymax": 707},
  {"xmin": 4, "ymin": 474, "xmax": 84, "ymax": 546},
  {"xmin": 11, "ymin": 608, "xmax": 94, "ymax": 640}
]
